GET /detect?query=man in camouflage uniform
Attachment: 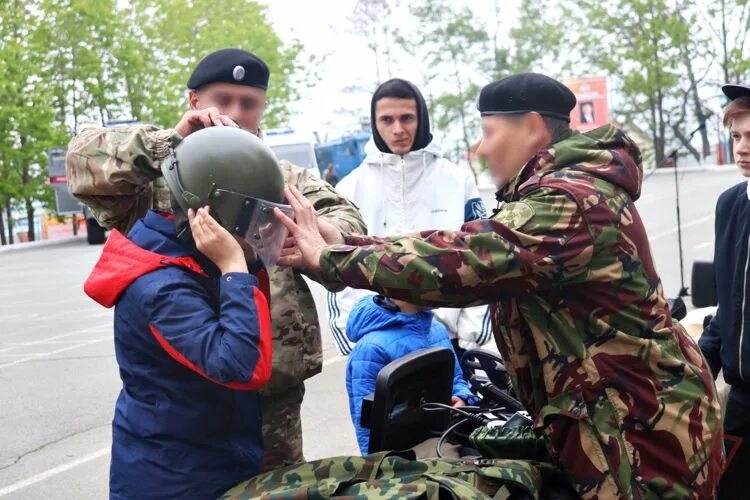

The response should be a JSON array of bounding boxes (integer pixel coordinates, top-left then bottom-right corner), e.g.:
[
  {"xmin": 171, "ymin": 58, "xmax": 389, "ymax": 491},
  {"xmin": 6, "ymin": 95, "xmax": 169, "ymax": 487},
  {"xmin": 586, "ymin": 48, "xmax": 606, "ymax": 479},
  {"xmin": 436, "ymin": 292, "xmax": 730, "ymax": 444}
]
[
  {"xmin": 276, "ymin": 74, "xmax": 724, "ymax": 498},
  {"xmin": 66, "ymin": 48, "xmax": 366, "ymax": 471}
]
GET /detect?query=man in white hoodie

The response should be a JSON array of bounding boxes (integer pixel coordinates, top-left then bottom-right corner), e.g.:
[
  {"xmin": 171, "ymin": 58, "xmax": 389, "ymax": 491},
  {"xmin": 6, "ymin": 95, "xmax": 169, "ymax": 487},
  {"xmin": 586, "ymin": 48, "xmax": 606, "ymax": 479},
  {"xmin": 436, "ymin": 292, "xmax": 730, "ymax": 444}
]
[{"xmin": 327, "ymin": 78, "xmax": 492, "ymax": 355}]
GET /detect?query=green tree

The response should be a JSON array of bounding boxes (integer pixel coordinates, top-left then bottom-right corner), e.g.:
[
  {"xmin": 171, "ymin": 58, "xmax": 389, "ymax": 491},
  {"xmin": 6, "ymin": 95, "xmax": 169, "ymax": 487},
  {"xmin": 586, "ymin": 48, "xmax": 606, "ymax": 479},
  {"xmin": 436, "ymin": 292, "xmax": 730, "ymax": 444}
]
[
  {"xmin": 502, "ymin": 0, "xmax": 565, "ymax": 76},
  {"xmin": 350, "ymin": 0, "xmax": 398, "ymax": 84},
  {"xmin": 41, "ymin": 0, "xmax": 124, "ymax": 132},
  {"xmin": 573, "ymin": 0, "xmax": 690, "ymax": 168},
  {"xmin": 0, "ymin": 0, "xmax": 308, "ymax": 243},
  {"xmin": 133, "ymin": 0, "xmax": 304, "ymax": 129},
  {"xmin": 111, "ymin": 0, "xmax": 161, "ymax": 122},
  {"xmin": 674, "ymin": 7, "xmax": 713, "ymax": 162},
  {"xmin": 709, "ymin": 0, "xmax": 750, "ymax": 85},
  {"xmin": 0, "ymin": 0, "xmax": 65, "ymax": 242},
  {"xmin": 403, "ymin": 0, "xmax": 489, "ymax": 175}
]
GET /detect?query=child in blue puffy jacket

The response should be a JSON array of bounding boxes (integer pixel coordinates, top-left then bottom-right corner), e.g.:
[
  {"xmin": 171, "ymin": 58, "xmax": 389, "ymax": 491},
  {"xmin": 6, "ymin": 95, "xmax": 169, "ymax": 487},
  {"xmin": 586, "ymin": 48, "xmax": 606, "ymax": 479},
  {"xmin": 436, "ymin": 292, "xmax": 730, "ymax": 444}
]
[{"xmin": 345, "ymin": 294, "xmax": 475, "ymax": 454}]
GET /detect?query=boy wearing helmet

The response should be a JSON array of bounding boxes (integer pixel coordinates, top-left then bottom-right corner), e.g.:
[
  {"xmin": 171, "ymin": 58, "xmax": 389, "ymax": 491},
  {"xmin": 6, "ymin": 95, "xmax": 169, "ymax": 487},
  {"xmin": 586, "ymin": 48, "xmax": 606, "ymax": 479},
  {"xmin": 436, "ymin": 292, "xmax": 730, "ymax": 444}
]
[{"xmin": 83, "ymin": 127, "xmax": 287, "ymax": 499}]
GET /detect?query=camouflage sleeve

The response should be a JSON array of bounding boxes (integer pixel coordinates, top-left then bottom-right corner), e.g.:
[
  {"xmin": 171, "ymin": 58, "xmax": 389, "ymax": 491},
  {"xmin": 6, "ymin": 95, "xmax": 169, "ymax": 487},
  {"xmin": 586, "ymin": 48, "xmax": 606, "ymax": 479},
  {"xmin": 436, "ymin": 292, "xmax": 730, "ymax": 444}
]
[
  {"xmin": 65, "ymin": 125, "xmax": 181, "ymax": 230},
  {"xmin": 282, "ymin": 161, "xmax": 367, "ymax": 291},
  {"xmin": 284, "ymin": 161, "xmax": 367, "ymax": 236},
  {"xmin": 318, "ymin": 188, "xmax": 593, "ymax": 307},
  {"xmin": 343, "ymin": 232, "xmax": 419, "ymax": 246}
]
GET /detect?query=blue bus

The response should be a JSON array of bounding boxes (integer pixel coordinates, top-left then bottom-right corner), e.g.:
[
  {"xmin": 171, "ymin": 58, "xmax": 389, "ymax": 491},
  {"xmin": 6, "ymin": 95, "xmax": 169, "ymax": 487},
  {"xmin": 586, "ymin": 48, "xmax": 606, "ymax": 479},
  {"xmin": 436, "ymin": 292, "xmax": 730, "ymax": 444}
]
[{"xmin": 314, "ymin": 132, "xmax": 370, "ymax": 184}]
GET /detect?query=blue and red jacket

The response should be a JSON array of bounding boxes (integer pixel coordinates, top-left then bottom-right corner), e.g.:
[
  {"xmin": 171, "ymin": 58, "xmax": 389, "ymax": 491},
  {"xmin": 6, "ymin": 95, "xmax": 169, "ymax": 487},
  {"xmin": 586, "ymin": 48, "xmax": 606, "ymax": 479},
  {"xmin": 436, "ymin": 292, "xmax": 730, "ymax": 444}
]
[{"xmin": 84, "ymin": 211, "xmax": 272, "ymax": 499}]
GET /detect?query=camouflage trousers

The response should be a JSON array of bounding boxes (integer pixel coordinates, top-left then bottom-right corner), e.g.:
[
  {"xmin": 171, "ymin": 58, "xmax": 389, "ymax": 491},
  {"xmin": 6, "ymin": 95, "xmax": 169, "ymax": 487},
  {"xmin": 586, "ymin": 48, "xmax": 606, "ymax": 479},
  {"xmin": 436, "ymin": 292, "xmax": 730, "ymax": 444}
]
[{"xmin": 260, "ymin": 383, "xmax": 306, "ymax": 472}]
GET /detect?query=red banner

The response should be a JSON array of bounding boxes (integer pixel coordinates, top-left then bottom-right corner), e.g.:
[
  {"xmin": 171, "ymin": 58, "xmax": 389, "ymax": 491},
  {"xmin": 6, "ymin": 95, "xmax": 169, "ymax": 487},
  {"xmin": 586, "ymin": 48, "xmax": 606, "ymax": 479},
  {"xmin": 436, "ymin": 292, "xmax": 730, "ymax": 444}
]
[{"xmin": 566, "ymin": 76, "xmax": 609, "ymax": 132}]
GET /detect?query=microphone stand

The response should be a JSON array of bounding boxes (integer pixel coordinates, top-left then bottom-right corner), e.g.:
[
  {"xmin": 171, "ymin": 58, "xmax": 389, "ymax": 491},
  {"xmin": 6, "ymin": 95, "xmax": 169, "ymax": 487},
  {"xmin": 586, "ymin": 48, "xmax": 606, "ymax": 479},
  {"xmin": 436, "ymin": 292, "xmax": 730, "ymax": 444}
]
[{"xmin": 669, "ymin": 122, "xmax": 706, "ymax": 299}]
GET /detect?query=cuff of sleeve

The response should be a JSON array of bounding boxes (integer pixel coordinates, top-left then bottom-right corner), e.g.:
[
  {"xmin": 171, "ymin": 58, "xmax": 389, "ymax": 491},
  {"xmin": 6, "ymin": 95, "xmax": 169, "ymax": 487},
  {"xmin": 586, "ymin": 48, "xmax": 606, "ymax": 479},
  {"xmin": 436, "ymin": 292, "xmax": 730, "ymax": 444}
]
[
  {"xmin": 344, "ymin": 234, "xmax": 371, "ymax": 246},
  {"xmin": 303, "ymin": 249, "xmax": 346, "ymax": 293},
  {"xmin": 145, "ymin": 128, "xmax": 183, "ymax": 161},
  {"xmin": 318, "ymin": 248, "xmax": 347, "ymax": 291},
  {"xmin": 454, "ymin": 391, "xmax": 478, "ymax": 406},
  {"xmin": 220, "ymin": 272, "xmax": 258, "ymax": 289}
]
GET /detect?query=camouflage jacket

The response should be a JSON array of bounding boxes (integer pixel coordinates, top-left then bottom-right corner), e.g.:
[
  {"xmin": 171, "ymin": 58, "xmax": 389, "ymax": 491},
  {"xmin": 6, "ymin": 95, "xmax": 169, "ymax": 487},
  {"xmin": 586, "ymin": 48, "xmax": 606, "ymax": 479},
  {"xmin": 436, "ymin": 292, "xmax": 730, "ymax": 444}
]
[
  {"xmin": 222, "ymin": 450, "xmax": 554, "ymax": 499},
  {"xmin": 318, "ymin": 125, "xmax": 723, "ymax": 499},
  {"xmin": 66, "ymin": 125, "xmax": 367, "ymax": 394}
]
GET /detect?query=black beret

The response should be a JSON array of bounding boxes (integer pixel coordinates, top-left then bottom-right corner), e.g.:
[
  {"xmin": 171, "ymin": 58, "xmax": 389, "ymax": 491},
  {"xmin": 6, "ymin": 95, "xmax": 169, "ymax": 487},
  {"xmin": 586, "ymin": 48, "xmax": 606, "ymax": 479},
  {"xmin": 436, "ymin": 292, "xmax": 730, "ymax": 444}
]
[
  {"xmin": 723, "ymin": 84, "xmax": 750, "ymax": 101},
  {"xmin": 187, "ymin": 48, "xmax": 270, "ymax": 90},
  {"xmin": 478, "ymin": 73, "xmax": 577, "ymax": 122}
]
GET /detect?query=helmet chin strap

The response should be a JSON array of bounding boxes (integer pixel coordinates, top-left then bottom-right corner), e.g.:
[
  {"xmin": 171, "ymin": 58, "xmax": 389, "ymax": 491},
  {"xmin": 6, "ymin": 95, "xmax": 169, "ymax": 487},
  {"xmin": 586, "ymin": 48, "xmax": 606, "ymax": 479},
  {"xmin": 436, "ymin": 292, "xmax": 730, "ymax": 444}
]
[{"xmin": 170, "ymin": 197, "xmax": 195, "ymax": 247}]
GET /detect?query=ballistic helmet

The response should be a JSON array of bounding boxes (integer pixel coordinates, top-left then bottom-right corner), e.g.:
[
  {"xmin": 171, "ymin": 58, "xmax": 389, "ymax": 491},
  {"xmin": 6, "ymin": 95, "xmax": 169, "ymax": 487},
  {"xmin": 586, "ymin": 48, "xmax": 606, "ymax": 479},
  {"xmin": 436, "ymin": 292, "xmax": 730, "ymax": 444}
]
[{"xmin": 162, "ymin": 127, "xmax": 292, "ymax": 266}]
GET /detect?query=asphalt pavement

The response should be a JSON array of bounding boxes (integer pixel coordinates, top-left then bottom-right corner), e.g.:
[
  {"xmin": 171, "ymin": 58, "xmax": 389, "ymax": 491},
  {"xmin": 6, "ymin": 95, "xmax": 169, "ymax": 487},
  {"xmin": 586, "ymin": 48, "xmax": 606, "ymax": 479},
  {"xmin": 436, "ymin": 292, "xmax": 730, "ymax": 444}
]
[{"xmin": 0, "ymin": 167, "xmax": 743, "ymax": 499}]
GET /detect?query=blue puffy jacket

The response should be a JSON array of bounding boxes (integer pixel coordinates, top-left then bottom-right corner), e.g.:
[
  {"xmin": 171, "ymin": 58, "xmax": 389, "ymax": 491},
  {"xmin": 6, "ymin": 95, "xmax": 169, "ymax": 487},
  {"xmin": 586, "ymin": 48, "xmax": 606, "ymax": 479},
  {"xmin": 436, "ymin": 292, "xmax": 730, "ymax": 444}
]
[
  {"xmin": 345, "ymin": 296, "xmax": 474, "ymax": 454},
  {"xmin": 84, "ymin": 211, "xmax": 272, "ymax": 499}
]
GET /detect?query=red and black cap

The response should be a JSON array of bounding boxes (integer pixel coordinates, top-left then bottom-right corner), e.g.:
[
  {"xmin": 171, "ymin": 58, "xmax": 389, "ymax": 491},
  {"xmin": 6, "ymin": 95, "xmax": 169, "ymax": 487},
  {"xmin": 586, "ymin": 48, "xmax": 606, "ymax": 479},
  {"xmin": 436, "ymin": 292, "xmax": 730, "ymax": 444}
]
[
  {"xmin": 478, "ymin": 73, "xmax": 576, "ymax": 122},
  {"xmin": 187, "ymin": 48, "xmax": 270, "ymax": 91}
]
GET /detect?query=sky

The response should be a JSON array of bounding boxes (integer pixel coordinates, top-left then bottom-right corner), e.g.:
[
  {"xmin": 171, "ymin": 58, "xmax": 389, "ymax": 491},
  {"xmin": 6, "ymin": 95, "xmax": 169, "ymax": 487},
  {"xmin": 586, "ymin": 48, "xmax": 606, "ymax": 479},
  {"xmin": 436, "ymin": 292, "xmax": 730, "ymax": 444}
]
[{"xmin": 262, "ymin": 0, "xmax": 522, "ymax": 142}]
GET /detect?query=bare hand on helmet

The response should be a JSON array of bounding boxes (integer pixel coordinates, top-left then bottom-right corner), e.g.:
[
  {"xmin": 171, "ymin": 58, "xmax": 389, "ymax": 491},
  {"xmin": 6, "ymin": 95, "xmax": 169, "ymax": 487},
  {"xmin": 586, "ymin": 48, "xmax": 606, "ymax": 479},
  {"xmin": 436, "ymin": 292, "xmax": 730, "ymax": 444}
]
[
  {"xmin": 175, "ymin": 107, "xmax": 239, "ymax": 138},
  {"xmin": 274, "ymin": 185, "xmax": 328, "ymax": 271},
  {"xmin": 188, "ymin": 206, "xmax": 251, "ymax": 275}
]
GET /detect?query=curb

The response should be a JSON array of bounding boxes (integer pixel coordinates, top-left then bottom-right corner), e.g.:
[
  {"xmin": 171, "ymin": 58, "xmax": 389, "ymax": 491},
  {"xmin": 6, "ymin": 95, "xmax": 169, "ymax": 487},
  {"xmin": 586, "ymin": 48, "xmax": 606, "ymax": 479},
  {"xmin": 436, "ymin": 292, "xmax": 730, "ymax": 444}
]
[
  {"xmin": 476, "ymin": 165, "xmax": 738, "ymax": 192},
  {"xmin": 645, "ymin": 165, "xmax": 737, "ymax": 176},
  {"xmin": 0, "ymin": 235, "xmax": 89, "ymax": 255}
]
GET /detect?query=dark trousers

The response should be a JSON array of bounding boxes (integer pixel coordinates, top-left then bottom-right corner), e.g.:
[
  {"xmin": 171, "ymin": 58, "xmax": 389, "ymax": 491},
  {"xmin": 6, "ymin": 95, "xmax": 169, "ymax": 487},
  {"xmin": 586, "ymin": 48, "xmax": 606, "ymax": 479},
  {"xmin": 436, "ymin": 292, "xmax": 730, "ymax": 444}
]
[
  {"xmin": 450, "ymin": 338, "xmax": 466, "ymax": 360},
  {"xmin": 719, "ymin": 397, "xmax": 750, "ymax": 499}
]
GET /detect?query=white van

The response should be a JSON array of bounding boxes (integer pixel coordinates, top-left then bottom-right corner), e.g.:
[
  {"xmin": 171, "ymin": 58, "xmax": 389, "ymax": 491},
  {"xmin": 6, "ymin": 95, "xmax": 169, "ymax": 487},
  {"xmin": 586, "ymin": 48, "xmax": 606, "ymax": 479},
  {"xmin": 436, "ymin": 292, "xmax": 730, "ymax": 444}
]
[{"xmin": 264, "ymin": 128, "xmax": 320, "ymax": 178}]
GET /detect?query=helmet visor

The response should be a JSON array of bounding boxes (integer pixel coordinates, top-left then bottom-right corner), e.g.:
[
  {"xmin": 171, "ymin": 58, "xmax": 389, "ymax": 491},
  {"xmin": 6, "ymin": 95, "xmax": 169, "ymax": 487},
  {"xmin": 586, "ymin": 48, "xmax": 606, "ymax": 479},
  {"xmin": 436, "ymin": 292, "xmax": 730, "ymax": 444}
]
[
  {"xmin": 212, "ymin": 189, "xmax": 292, "ymax": 267},
  {"xmin": 244, "ymin": 201, "xmax": 293, "ymax": 267}
]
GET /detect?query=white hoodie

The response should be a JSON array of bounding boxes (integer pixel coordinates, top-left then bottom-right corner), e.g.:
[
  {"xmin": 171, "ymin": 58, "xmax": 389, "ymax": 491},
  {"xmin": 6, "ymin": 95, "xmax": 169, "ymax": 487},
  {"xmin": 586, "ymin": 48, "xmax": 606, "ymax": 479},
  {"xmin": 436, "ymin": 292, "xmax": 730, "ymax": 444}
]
[{"xmin": 327, "ymin": 138, "xmax": 493, "ymax": 355}]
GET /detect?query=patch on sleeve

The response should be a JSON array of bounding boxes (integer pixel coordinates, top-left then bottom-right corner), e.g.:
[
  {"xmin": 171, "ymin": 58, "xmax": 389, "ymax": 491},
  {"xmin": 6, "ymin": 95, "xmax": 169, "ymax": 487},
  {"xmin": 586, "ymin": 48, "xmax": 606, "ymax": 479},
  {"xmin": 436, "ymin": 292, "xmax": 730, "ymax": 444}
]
[
  {"xmin": 464, "ymin": 197, "xmax": 488, "ymax": 221},
  {"xmin": 493, "ymin": 201, "xmax": 535, "ymax": 229}
]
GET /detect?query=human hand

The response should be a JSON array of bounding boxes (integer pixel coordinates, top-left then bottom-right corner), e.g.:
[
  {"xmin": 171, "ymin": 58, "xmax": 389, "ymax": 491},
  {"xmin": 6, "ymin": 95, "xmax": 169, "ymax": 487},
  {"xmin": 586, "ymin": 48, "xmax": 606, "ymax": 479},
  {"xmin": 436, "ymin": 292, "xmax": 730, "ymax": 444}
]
[
  {"xmin": 188, "ymin": 206, "xmax": 248, "ymax": 275},
  {"xmin": 174, "ymin": 107, "xmax": 239, "ymax": 138},
  {"xmin": 274, "ymin": 185, "xmax": 328, "ymax": 271},
  {"xmin": 278, "ymin": 214, "xmax": 343, "ymax": 268}
]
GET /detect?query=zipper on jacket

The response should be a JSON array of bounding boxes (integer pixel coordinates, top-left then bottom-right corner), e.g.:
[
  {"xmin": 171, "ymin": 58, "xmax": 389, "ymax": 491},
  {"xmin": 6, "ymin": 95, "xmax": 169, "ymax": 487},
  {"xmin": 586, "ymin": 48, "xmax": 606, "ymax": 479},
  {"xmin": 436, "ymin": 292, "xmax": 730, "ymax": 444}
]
[
  {"xmin": 741, "ymin": 233, "xmax": 750, "ymax": 382},
  {"xmin": 400, "ymin": 156, "xmax": 406, "ymax": 226},
  {"xmin": 380, "ymin": 158, "xmax": 386, "ymax": 230}
]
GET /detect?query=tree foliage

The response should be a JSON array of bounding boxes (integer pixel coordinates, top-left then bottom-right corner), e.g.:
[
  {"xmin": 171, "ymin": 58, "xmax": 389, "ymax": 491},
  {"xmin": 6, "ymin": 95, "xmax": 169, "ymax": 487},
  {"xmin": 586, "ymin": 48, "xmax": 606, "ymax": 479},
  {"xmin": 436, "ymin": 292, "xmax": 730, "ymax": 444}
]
[
  {"xmin": 401, "ymin": 0, "xmax": 489, "ymax": 174},
  {"xmin": 0, "ymin": 0, "xmax": 66, "ymax": 243},
  {"xmin": 390, "ymin": 0, "xmax": 743, "ymax": 172},
  {"xmin": 0, "ymin": 0, "xmax": 305, "ymax": 243}
]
